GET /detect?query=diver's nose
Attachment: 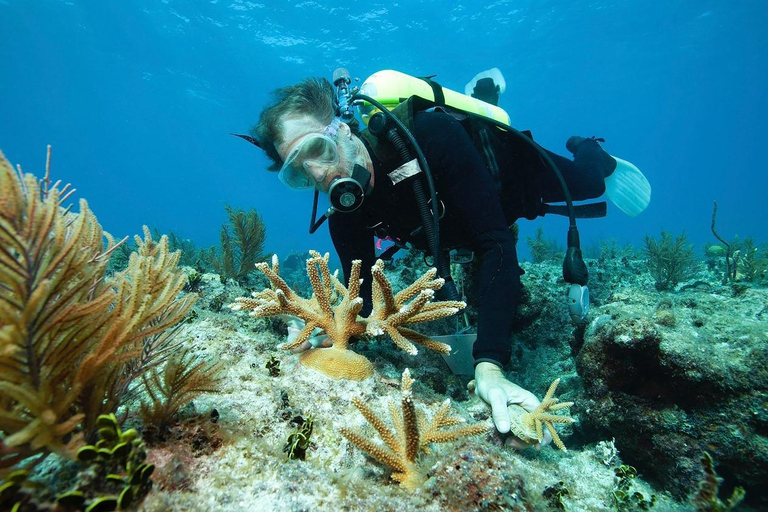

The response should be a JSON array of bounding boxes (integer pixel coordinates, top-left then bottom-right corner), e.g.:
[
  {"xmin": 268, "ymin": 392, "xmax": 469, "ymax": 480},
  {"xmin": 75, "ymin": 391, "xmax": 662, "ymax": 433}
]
[{"xmin": 304, "ymin": 162, "xmax": 332, "ymax": 182}]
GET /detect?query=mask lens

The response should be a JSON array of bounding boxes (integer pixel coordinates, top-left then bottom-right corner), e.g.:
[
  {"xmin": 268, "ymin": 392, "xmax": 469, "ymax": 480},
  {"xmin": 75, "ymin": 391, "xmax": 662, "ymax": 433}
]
[
  {"xmin": 279, "ymin": 134, "xmax": 339, "ymax": 189},
  {"xmin": 300, "ymin": 136, "xmax": 336, "ymax": 162}
]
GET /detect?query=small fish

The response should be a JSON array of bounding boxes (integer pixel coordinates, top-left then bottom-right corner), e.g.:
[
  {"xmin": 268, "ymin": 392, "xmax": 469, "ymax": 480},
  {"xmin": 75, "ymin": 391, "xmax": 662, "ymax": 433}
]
[{"xmin": 705, "ymin": 244, "xmax": 726, "ymax": 256}]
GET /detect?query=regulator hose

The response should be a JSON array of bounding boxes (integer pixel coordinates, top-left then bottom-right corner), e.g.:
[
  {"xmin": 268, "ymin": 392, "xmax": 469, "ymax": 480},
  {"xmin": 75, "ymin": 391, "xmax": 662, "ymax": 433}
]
[{"xmin": 355, "ymin": 92, "xmax": 459, "ymax": 301}]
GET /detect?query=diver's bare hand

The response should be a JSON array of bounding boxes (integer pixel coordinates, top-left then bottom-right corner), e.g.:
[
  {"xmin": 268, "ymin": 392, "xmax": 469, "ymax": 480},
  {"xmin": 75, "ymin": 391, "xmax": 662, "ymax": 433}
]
[
  {"xmin": 469, "ymin": 361, "xmax": 553, "ymax": 450},
  {"xmin": 282, "ymin": 315, "xmax": 332, "ymax": 353}
]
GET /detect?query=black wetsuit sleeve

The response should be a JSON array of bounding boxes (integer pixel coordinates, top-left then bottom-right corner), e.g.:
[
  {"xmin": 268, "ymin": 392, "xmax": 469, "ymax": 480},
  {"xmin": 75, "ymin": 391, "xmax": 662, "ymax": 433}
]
[
  {"xmin": 328, "ymin": 209, "xmax": 376, "ymax": 316},
  {"xmin": 413, "ymin": 111, "xmax": 522, "ymax": 367}
]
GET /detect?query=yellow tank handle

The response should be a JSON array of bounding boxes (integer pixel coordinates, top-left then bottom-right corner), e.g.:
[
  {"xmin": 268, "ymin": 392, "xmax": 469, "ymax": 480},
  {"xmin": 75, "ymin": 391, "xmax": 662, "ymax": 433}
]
[{"xmin": 357, "ymin": 69, "xmax": 511, "ymax": 127}]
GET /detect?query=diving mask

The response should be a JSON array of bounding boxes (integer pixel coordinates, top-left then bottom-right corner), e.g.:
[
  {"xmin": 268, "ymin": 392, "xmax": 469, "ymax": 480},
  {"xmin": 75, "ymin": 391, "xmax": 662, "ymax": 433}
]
[{"xmin": 278, "ymin": 119, "xmax": 342, "ymax": 189}]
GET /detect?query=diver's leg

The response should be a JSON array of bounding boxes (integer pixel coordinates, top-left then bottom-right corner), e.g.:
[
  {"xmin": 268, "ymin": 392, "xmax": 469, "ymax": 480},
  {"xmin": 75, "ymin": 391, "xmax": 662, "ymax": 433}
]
[{"xmin": 540, "ymin": 138, "xmax": 616, "ymax": 202}]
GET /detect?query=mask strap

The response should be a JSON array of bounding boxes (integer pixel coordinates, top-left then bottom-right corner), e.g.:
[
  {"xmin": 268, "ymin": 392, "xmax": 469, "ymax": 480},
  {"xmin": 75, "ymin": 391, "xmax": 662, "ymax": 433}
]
[{"xmin": 323, "ymin": 117, "xmax": 342, "ymax": 137}]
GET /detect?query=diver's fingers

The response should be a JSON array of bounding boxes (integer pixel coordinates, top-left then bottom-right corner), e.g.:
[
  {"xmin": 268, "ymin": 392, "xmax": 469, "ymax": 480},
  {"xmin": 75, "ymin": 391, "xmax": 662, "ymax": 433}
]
[
  {"xmin": 290, "ymin": 340, "xmax": 313, "ymax": 354},
  {"xmin": 505, "ymin": 436, "xmax": 533, "ymax": 450},
  {"xmin": 310, "ymin": 336, "xmax": 333, "ymax": 348},
  {"xmin": 507, "ymin": 386, "xmax": 541, "ymax": 413},
  {"xmin": 532, "ymin": 430, "xmax": 554, "ymax": 451},
  {"xmin": 487, "ymin": 387, "xmax": 511, "ymax": 434},
  {"xmin": 280, "ymin": 314, "xmax": 304, "ymax": 330},
  {"xmin": 286, "ymin": 322, "xmax": 303, "ymax": 343},
  {"xmin": 291, "ymin": 336, "xmax": 332, "ymax": 353}
]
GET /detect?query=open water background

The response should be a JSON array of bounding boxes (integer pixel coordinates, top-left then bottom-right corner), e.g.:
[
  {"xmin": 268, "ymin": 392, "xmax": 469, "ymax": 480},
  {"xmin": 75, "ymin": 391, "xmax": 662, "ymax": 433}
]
[{"xmin": 1, "ymin": 0, "xmax": 766, "ymax": 263}]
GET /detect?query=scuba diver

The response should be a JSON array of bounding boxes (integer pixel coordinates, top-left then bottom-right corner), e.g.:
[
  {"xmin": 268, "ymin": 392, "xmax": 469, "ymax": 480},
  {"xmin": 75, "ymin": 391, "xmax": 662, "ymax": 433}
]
[{"xmin": 241, "ymin": 68, "xmax": 650, "ymax": 449}]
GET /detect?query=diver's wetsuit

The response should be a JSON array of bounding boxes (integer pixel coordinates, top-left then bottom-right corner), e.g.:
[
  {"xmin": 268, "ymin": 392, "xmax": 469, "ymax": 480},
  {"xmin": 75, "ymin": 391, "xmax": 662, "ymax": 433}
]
[{"xmin": 329, "ymin": 110, "xmax": 610, "ymax": 368}]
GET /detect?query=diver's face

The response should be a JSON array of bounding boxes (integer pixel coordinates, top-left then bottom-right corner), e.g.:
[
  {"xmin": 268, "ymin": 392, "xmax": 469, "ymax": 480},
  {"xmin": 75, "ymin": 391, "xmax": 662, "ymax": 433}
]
[{"xmin": 276, "ymin": 115, "xmax": 360, "ymax": 192}]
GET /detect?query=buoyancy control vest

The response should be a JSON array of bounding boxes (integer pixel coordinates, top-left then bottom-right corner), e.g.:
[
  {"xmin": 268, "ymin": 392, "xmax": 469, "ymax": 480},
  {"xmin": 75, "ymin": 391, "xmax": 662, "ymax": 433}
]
[{"xmin": 356, "ymin": 76, "xmax": 550, "ymax": 230}]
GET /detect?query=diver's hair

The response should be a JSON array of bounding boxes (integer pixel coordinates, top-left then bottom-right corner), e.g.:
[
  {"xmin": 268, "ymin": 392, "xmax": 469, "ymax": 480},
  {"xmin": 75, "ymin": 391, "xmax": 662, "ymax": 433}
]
[{"xmin": 252, "ymin": 77, "xmax": 336, "ymax": 171}]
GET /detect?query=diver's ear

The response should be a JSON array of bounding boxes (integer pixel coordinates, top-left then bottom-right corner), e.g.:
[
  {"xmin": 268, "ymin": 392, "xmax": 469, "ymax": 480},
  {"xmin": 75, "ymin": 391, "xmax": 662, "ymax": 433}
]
[{"xmin": 338, "ymin": 122, "xmax": 353, "ymax": 139}]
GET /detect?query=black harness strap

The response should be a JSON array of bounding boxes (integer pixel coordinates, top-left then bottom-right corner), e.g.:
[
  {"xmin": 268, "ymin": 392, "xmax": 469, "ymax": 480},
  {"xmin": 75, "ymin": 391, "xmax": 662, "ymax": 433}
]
[
  {"xmin": 542, "ymin": 202, "xmax": 607, "ymax": 219},
  {"xmin": 419, "ymin": 77, "xmax": 446, "ymax": 107}
]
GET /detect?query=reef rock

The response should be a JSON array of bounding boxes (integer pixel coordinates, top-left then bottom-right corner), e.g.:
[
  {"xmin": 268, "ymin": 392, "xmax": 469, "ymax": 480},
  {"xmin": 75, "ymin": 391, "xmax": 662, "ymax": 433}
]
[{"xmin": 577, "ymin": 284, "xmax": 768, "ymax": 505}]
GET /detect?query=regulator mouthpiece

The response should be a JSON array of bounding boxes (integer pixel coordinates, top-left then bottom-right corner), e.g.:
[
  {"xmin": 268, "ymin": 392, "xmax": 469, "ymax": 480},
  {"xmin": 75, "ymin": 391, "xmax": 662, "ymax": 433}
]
[{"xmin": 328, "ymin": 164, "xmax": 371, "ymax": 213}]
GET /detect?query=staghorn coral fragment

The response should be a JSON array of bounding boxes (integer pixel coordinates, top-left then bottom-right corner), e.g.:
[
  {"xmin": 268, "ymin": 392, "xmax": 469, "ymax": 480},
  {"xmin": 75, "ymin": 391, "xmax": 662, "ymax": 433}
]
[
  {"xmin": 507, "ymin": 378, "xmax": 575, "ymax": 451},
  {"xmin": 340, "ymin": 369, "xmax": 489, "ymax": 489},
  {"xmin": 231, "ymin": 252, "xmax": 465, "ymax": 380}
]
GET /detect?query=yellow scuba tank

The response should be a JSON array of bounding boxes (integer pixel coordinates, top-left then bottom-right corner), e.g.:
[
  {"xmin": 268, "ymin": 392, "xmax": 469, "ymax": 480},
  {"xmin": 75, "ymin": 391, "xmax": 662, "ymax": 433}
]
[{"xmin": 358, "ymin": 69, "xmax": 511, "ymax": 127}]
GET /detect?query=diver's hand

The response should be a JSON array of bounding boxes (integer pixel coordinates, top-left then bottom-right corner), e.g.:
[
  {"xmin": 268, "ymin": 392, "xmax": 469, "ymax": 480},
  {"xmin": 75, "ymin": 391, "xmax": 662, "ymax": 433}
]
[
  {"xmin": 282, "ymin": 315, "xmax": 332, "ymax": 353},
  {"xmin": 469, "ymin": 362, "xmax": 552, "ymax": 450}
]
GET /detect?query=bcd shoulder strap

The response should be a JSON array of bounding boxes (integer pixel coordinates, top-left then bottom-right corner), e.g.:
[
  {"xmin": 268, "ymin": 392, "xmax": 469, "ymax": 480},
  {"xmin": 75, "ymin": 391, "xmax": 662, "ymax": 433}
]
[
  {"xmin": 358, "ymin": 95, "xmax": 554, "ymax": 225},
  {"xmin": 358, "ymin": 95, "xmax": 445, "ymax": 172}
]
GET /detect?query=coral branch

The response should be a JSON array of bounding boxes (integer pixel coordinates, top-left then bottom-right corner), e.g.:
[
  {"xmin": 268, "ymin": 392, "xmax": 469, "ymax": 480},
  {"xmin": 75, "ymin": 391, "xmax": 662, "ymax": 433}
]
[
  {"xmin": 231, "ymin": 251, "xmax": 464, "ymax": 380},
  {"xmin": 340, "ymin": 369, "xmax": 488, "ymax": 489},
  {"xmin": 507, "ymin": 378, "xmax": 575, "ymax": 451}
]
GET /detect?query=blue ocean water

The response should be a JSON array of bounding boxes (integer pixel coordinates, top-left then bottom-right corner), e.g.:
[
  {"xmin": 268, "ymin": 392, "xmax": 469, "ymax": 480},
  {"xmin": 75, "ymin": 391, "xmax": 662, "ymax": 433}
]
[{"xmin": 1, "ymin": 0, "xmax": 766, "ymax": 262}]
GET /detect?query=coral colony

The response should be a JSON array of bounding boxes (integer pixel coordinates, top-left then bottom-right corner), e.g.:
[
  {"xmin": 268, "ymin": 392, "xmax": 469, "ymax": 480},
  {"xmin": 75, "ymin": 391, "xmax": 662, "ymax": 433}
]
[{"xmin": 231, "ymin": 251, "xmax": 464, "ymax": 380}]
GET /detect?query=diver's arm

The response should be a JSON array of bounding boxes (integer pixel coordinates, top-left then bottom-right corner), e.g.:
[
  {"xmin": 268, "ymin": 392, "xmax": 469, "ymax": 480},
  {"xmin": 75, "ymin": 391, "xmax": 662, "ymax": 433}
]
[
  {"xmin": 413, "ymin": 111, "xmax": 521, "ymax": 367},
  {"xmin": 413, "ymin": 112, "xmax": 548, "ymax": 443},
  {"xmin": 328, "ymin": 209, "xmax": 376, "ymax": 315}
]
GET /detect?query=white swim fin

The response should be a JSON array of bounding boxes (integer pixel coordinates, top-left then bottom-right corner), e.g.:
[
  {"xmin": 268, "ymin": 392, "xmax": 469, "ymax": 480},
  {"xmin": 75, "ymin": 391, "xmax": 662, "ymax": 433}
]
[
  {"xmin": 604, "ymin": 156, "xmax": 651, "ymax": 217},
  {"xmin": 465, "ymin": 68, "xmax": 506, "ymax": 97}
]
